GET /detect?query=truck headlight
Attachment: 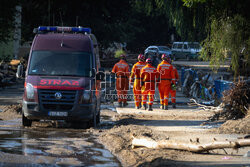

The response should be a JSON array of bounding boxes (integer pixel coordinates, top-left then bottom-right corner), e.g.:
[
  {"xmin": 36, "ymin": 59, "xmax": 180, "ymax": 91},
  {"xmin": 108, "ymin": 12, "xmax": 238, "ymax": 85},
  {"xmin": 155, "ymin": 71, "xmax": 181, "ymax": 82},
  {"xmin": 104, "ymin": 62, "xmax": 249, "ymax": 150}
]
[
  {"xmin": 26, "ymin": 83, "xmax": 35, "ymax": 99},
  {"xmin": 81, "ymin": 90, "xmax": 92, "ymax": 103}
]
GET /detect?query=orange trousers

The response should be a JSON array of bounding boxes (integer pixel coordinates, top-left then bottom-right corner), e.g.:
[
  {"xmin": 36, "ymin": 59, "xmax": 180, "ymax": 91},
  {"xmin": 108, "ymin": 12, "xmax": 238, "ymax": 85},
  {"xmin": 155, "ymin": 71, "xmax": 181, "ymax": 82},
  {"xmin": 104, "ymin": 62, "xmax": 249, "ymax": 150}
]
[
  {"xmin": 142, "ymin": 91, "xmax": 155, "ymax": 105},
  {"xmin": 116, "ymin": 78, "xmax": 129, "ymax": 103},
  {"xmin": 170, "ymin": 89, "xmax": 176, "ymax": 103},
  {"xmin": 133, "ymin": 79, "xmax": 142, "ymax": 107},
  {"xmin": 142, "ymin": 82, "xmax": 155, "ymax": 105},
  {"xmin": 158, "ymin": 80, "xmax": 171, "ymax": 106}
]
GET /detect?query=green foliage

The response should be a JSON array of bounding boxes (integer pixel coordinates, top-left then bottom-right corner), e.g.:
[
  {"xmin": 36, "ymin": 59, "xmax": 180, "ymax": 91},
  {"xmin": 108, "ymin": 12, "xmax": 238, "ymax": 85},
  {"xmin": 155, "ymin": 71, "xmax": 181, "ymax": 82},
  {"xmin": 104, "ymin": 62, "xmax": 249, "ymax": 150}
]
[
  {"xmin": 0, "ymin": 0, "xmax": 19, "ymax": 43},
  {"xmin": 184, "ymin": 0, "xmax": 250, "ymax": 76},
  {"xmin": 0, "ymin": 41, "xmax": 14, "ymax": 61},
  {"xmin": 201, "ymin": 15, "xmax": 250, "ymax": 76},
  {"xmin": 1, "ymin": 0, "xmax": 249, "ymax": 75},
  {"xmin": 115, "ymin": 49, "xmax": 126, "ymax": 58},
  {"xmin": 182, "ymin": 0, "xmax": 206, "ymax": 7}
]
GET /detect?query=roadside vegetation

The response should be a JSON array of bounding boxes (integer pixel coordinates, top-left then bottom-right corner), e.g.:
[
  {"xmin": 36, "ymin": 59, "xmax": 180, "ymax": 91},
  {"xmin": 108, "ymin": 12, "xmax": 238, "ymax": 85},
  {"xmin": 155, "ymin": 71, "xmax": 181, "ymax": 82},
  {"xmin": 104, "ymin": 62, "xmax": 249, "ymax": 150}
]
[{"xmin": 0, "ymin": 0, "xmax": 249, "ymax": 76}]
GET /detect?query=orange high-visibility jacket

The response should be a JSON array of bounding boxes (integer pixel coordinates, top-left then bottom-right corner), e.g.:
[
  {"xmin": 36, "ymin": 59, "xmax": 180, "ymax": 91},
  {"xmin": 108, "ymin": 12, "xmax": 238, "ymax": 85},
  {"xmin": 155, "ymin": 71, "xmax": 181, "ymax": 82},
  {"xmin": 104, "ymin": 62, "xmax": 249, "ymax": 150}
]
[
  {"xmin": 112, "ymin": 60, "xmax": 130, "ymax": 77},
  {"xmin": 141, "ymin": 64, "xmax": 159, "ymax": 91},
  {"xmin": 157, "ymin": 60, "xmax": 175, "ymax": 82},
  {"xmin": 130, "ymin": 61, "xmax": 146, "ymax": 79}
]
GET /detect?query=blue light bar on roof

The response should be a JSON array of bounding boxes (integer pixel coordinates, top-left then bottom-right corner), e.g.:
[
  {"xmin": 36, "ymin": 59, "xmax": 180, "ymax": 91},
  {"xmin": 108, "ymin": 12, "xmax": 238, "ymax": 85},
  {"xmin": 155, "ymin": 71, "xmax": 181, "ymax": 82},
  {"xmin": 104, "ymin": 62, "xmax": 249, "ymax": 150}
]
[{"xmin": 37, "ymin": 26, "xmax": 91, "ymax": 34}]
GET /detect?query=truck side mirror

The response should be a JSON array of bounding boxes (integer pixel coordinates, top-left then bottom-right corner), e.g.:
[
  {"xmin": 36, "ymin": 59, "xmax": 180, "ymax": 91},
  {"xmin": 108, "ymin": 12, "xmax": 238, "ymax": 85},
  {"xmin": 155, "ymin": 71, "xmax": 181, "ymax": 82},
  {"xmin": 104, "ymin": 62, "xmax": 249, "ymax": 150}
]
[{"xmin": 16, "ymin": 64, "xmax": 24, "ymax": 78}]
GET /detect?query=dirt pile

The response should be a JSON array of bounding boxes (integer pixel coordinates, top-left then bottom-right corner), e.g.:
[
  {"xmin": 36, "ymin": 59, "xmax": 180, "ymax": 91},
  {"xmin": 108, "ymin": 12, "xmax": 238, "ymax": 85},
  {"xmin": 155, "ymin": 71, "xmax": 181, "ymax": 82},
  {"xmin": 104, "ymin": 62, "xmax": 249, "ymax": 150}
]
[
  {"xmin": 217, "ymin": 110, "xmax": 250, "ymax": 134},
  {"xmin": 208, "ymin": 80, "xmax": 250, "ymax": 133},
  {"xmin": 0, "ymin": 104, "xmax": 22, "ymax": 120},
  {"xmin": 98, "ymin": 109, "xmax": 249, "ymax": 167},
  {"xmin": 98, "ymin": 125, "xmax": 194, "ymax": 167}
]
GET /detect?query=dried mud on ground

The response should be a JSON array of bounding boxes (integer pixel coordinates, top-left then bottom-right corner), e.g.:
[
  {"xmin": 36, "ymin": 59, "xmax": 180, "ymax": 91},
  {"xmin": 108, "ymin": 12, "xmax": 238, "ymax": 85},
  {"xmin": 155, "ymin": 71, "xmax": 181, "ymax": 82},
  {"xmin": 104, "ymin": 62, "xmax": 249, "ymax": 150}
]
[
  {"xmin": 98, "ymin": 109, "xmax": 250, "ymax": 167},
  {"xmin": 216, "ymin": 113, "xmax": 250, "ymax": 134},
  {"xmin": 0, "ymin": 105, "xmax": 250, "ymax": 166}
]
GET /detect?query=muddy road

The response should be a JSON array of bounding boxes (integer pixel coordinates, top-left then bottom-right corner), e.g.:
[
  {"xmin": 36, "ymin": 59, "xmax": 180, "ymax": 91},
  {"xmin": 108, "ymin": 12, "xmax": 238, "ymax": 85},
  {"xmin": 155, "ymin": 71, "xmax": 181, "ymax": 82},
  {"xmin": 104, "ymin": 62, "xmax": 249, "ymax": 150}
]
[
  {"xmin": 0, "ymin": 77, "xmax": 249, "ymax": 167},
  {"xmin": 0, "ymin": 83, "xmax": 121, "ymax": 167},
  {"xmin": 0, "ymin": 122, "xmax": 120, "ymax": 166}
]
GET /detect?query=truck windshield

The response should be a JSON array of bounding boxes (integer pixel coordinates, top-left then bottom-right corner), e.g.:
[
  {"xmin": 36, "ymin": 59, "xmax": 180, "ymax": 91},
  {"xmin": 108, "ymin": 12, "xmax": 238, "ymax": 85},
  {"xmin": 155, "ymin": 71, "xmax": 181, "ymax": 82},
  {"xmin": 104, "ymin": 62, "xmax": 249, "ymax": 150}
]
[{"xmin": 28, "ymin": 51, "xmax": 92, "ymax": 77}]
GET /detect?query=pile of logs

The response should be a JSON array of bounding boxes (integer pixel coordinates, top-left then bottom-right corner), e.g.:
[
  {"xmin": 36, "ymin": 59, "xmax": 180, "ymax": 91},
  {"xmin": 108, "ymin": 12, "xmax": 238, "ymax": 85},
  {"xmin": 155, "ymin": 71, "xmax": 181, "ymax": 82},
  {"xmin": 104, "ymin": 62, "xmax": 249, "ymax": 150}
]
[{"xmin": 0, "ymin": 60, "xmax": 20, "ymax": 88}]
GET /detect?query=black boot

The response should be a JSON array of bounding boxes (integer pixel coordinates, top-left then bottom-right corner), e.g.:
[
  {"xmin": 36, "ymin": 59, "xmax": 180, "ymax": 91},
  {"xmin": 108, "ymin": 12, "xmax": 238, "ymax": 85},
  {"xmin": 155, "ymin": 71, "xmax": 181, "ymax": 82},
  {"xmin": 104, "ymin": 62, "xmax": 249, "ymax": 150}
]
[
  {"xmin": 172, "ymin": 103, "xmax": 176, "ymax": 109},
  {"xmin": 160, "ymin": 104, "xmax": 164, "ymax": 109},
  {"xmin": 164, "ymin": 105, "xmax": 168, "ymax": 110},
  {"xmin": 119, "ymin": 102, "xmax": 123, "ymax": 107},
  {"xmin": 139, "ymin": 103, "xmax": 142, "ymax": 109},
  {"xmin": 143, "ymin": 104, "xmax": 147, "ymax": 110},
  {"xmin": 148, "ymin": 105, "xmax": 153, "ymax": 111}
]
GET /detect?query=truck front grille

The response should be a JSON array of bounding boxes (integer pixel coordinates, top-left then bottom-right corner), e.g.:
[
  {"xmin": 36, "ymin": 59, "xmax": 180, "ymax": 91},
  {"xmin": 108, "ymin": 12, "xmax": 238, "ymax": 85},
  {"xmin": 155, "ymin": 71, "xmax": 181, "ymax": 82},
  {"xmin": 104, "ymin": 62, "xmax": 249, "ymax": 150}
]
[{"xmin": 38, "ymin": 89, "xmax": 77, "ymax": 111}]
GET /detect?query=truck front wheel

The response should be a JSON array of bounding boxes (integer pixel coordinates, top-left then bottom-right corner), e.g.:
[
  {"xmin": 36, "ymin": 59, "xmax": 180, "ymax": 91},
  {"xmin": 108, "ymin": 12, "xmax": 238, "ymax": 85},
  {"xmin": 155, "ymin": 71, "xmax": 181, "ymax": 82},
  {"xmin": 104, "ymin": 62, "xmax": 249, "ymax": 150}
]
[
  {"xmin": 22, "ymin": 114, "xmax": 32, "ymax": 127},
  {"xmin": 88, "ymin": 112, "xmax": 97, "ymax": 128}
]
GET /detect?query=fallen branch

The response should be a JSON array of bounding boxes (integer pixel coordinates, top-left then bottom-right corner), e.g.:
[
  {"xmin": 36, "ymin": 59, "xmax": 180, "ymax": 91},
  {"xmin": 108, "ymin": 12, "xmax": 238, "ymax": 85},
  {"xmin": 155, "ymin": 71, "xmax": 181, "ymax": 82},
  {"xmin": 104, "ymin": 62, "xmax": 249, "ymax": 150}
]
[
  {"xmin": 189, "ymin": 98, "xmax": 223, "ymax": 112},
  {"xmin": 132, "ymin": 137, "xmax": 250, "ymax": 153}
]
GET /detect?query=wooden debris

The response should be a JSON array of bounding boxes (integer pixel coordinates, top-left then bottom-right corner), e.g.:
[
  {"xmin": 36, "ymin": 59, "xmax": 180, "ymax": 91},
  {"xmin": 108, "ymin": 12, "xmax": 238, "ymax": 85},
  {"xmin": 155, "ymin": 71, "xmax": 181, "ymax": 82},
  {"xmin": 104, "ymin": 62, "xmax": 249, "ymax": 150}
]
[
  {"xmin": 0, "ymin": 60, "xmax": 22, "ymax": 88},
  {"xmin": 132, "ymin": 137, "xmax": 250, "ymax": 153},
  {"xmin": 189, "ymin": 98, "xmax": 224, "ymax": 112},
  {"xmin": 209, "ymin": 80, "xmax": 250, "ymax": 121}
]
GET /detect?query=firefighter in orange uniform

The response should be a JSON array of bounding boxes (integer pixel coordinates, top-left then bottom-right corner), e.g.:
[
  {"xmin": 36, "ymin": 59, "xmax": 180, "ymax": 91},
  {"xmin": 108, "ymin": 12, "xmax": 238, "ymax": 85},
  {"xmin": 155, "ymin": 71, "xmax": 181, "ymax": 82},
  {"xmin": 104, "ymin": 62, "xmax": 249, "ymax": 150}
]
[
  {"xmin": 168, "ymin": 57, "xmax": 179, "ymax": 108},
  {"xmin": 141, "ymin": 58, "xmax": 159, "ymax": 111},
  {"xmin": 157, "ymin": 54, "xmax": 175, "ymax": 110},
  {"xmin": 112, "ymin": 54, "xmax": 130, "ymax": 107},
  {"xmin": 130, "ymin": 54, "xmax": 146, "ymax": 109}
]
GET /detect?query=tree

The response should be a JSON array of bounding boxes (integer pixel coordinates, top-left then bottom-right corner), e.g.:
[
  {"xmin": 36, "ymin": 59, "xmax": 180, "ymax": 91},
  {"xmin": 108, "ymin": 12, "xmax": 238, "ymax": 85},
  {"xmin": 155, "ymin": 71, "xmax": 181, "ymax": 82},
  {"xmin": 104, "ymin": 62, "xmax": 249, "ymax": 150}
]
[
  {"xmin": 0, "ymin": 0, "xmax": 19, "ymax": 43},
  {"xmin": 183, "ymin": 0, "xmax": 250, "ymax": 76}
]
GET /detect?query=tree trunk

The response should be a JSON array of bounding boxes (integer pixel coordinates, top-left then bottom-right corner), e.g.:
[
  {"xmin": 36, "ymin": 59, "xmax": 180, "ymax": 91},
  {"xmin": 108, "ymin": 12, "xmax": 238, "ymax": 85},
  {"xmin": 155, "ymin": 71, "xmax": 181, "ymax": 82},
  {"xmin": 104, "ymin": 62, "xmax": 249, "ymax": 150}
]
[{"xmin": 132, "ymin": 137, "xmax": 250, "ymax": 153}]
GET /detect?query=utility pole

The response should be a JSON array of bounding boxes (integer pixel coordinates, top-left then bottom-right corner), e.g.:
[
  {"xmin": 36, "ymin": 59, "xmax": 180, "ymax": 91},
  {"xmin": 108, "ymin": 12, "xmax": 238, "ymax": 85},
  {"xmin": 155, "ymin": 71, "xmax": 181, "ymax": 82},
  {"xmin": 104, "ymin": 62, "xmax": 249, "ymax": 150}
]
[
  {"xmin": 76, "ymin": 16, "xmax": 79, "ymax": 27},
  {"xmin": 13, "ymin": 5, "xmax": 22, "ymax": 59}
]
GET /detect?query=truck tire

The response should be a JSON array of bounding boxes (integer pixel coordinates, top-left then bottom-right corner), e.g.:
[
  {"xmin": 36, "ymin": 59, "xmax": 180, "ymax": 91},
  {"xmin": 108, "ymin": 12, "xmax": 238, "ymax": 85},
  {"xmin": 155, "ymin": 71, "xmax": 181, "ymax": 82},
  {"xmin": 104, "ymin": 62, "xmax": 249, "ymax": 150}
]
[
  {"xmin": 22, "ymin": 114, "xmax": 32, "ymax": 127},
  {"xmin": 70, "ymin": 121, "xmax": 87, "ymax": 129},
  {"xmin": 88, "ymin": 112, "xmax": 97, "ymax": 128}
]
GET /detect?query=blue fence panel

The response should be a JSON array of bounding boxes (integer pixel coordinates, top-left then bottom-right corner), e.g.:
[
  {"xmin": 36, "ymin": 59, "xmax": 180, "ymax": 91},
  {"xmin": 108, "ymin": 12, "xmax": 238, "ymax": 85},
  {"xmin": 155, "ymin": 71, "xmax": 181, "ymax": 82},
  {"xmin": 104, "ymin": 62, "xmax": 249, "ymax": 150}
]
[
  {"xmin": 214, "ymin": 80, "xmax": 233, "ymax": 99},
  {"xmin": 181, "ymin": 68, "xmax": 198, "ymax": 86}
]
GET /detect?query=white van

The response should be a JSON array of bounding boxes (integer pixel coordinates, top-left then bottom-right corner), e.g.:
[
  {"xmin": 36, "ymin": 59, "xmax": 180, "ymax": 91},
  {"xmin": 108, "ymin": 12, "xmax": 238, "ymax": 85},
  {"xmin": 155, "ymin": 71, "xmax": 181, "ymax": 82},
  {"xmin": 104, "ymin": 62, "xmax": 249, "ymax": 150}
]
[{"xmin": 171, "ymin": 42, "xmax": 201, "ymax": 61}]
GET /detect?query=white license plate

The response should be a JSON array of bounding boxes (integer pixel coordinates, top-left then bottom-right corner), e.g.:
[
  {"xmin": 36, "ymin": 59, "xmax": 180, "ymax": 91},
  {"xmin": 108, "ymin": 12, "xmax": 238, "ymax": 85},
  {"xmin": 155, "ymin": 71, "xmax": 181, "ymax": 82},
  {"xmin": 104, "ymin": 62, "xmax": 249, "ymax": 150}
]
[{"xmin": 48, "ymin": 112, "xmax": 68, "ymax": 117}]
